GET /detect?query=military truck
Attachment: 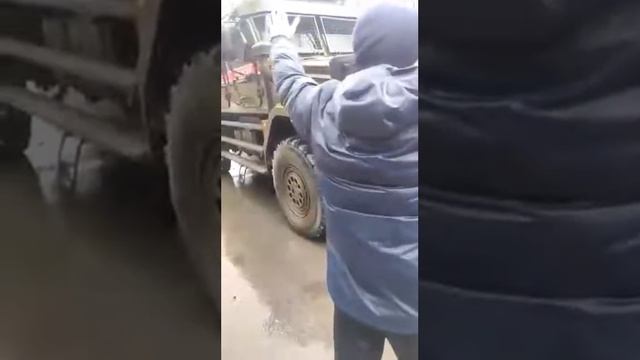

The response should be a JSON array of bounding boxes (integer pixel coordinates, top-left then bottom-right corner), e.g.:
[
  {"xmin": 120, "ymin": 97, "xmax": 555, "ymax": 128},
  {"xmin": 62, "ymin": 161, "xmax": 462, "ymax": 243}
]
[
  {"xmin": 221, "ymin": 0, "xmax": 358, "ymax": 238},
  {"xmin": 0, "ymin": 0, "xmax": 220, "ymax": 305}
]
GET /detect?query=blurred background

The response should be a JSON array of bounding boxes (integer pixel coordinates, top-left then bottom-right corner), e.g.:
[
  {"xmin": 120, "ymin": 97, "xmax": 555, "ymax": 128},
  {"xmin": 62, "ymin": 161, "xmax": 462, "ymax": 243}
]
[{"xmin": 223, "ymin": 0, "xmax": 418, "ymax": 17}]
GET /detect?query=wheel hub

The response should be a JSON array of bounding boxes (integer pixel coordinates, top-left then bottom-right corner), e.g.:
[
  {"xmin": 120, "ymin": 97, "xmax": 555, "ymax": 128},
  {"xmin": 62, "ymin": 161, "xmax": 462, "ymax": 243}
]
[{"xmin": 284, "ymin": 166, "xmax": 310, "ymax": 218}]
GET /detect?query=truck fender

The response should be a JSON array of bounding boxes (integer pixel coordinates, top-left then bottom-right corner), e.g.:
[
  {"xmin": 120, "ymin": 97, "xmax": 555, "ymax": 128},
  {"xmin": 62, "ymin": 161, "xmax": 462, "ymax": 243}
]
[{"xmin": 264, "ymin": 105, "xmax": 296, "ymax": 161}]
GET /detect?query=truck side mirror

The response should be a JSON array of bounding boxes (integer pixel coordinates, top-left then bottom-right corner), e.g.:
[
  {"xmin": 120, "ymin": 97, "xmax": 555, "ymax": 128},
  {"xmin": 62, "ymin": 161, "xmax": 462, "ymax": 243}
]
[{"xmin": 329, "ymin": 54, "xmax": 355, "ymax": 80}]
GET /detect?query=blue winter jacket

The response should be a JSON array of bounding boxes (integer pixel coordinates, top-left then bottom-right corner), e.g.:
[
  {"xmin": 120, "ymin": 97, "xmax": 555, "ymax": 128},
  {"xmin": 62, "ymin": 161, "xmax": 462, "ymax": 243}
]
[{"xmin": 271, "ymin": 37, "xmax": 419, "ymax": 334}]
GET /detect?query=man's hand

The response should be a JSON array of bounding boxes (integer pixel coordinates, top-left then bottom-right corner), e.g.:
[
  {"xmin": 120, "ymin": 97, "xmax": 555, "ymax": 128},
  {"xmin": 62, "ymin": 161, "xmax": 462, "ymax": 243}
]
[{"xmin": 266, "ymin": 10, "xmax": 300, "ymax": 41}]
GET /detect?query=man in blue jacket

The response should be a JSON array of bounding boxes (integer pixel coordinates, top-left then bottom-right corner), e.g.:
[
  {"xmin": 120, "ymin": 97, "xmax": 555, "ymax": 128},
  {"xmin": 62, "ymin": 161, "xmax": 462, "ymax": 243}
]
[{"xmin": 267, "ymin": 3, "xmax": 418, "ymax": 359}]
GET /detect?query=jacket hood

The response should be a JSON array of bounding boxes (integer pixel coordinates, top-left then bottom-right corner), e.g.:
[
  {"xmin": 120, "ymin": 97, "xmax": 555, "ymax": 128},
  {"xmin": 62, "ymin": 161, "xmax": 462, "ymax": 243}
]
[{"xmin": 353, "ymin": 2, "xmax": 418, "ymax": 68}]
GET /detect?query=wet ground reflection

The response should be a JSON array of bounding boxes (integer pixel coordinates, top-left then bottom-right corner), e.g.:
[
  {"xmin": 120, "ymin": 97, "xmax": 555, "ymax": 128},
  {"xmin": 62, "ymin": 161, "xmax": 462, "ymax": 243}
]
[
  {"xmin": 0, "ymin": 119, "xmax": 217, "ymax": 360},
  {"xmin": 220, "ymin": 172, "xmax": 395, "ymax": 359}
]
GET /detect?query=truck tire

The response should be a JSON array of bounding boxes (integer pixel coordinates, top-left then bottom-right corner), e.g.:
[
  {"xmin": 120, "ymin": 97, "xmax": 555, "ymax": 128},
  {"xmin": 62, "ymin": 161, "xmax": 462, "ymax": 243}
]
[
  {"xmin": 0, "ymin": 106, "xmax": 31, "ymax": 155},
  {"xmin": 166, "ymin": 48, "xmax": 220, "ymax": 308},
  {"xmin": 272, "ymin": 137, "xmax": 324, "ymax": 239}
]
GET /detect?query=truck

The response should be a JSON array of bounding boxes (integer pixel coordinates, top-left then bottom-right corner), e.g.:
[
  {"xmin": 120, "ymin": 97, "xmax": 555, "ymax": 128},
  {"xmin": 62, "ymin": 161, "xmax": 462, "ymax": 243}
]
[
  {"xmin": 221, "ymin": 0, "xmax": 358, "ymax": 239},
  {"xmin": 0, "ymin": 0, "xmax": 220, "ymax": 306}
]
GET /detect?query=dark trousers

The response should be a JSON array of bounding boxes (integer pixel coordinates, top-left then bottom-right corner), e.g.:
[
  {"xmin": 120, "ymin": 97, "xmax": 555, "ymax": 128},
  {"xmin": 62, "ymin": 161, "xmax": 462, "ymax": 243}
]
[{"xmin": 334, "ymin": 307, "xmax": 418, "ymax": 360}]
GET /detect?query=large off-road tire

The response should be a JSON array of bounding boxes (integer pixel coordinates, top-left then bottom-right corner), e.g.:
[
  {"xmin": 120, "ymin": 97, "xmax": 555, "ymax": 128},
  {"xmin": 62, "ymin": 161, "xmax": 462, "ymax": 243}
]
[
  {"xmin": 166, "ymin": 48, "xmax": 220, "ymax": 309},
  {"xmin": 272, "ymin": 137, "xmax": 324, "ymax": 239},
  {"xmin": 0, "ymin": 105, "xmax": 31, "ymax": 155}
]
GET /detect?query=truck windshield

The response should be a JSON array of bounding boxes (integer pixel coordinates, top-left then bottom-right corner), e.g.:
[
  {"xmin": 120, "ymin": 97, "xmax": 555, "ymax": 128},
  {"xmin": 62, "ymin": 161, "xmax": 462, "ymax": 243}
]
[
  {"xmin": 321, "ymin": 17, "xmax": 356, "ymax": 54},
  {"xmin": 252, "ymin": 14, "xmax": 324, "ymax": 54}
]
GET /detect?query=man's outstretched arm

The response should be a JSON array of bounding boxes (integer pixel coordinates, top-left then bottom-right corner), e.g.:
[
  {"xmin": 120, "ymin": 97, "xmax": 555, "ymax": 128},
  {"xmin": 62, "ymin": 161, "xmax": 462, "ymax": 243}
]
[{"xmin": 270, "ymin": 36, "xmax": 323, "ymax": 143}]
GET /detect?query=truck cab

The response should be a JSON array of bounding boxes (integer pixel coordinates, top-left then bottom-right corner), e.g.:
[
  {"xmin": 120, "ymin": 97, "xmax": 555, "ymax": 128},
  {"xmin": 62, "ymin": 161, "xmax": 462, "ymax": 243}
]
[{"xmin": 221, "ymin": 0, "xmax": 358, "ymax": 239}]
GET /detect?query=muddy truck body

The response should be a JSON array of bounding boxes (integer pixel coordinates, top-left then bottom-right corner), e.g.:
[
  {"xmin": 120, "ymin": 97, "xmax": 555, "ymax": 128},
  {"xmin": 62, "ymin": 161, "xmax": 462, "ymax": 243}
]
[
  {"xmin": 0, "ymin": 0, "xmax": 220, "ymax": 307},
  {"xmin": 221, "ymin": 0, "xmax": 358, "ymax": 239}
]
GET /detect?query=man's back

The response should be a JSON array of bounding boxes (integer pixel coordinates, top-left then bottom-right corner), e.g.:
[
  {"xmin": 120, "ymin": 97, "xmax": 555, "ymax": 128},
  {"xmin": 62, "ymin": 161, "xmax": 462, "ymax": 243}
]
[
  {"xmin": 312, "ymin": 64, "xmax": 419, "ymax": 334},
  {"xmin": 271, "ymin": 43, "xmax": 420, "ymax": 331}
]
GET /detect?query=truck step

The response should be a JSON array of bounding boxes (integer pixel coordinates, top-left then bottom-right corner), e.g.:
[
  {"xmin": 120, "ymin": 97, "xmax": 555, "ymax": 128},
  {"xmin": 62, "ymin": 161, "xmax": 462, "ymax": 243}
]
[
  {"xmin": 0, "ymin": 86, "xmax": 148, "ymax": 159},
  {"xmin": 0, "ymin": 37, "xmax": 137, "ymax": 90},
  {"xmin": 221, "ymin": 151, "xmax": 268, "ymax": 174},
  {"xmin": 221, "ymin": 120, "xmax": 263, "ymax": 131},
  {"xmin": 221, "ymin": 135, "xmax": 262, "ymax": 154},
  {"xmin": 0, "ymin": 0, "xmax": 136, "ymax": 19}
]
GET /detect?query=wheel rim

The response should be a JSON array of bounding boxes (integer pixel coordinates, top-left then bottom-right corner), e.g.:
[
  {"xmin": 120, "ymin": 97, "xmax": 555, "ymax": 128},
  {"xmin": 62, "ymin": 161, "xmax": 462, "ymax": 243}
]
[{"xmin": 283, "ymin": 165, "xmax": 311, "ymax": 218}]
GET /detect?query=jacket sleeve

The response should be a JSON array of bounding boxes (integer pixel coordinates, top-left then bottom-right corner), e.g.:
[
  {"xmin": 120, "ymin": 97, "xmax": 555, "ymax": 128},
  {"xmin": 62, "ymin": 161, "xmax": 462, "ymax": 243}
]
[{"xmin": 271, "ymin": 37, "xmax": 333, "ymax": 143}]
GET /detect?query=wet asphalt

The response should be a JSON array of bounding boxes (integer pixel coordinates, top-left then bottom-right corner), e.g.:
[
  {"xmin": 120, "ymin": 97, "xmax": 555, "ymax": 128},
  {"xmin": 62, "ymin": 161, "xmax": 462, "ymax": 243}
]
[
  {"xmin": 0, "ymin": 118, "xmax": 218, "ymax": 360},
  {"xmin": 221, "ymin": 175, "xmax": 333, "ymax": 359},
  {"xmin": 221, "ymin": 172, "xmax": 395, "ymax": 359}
]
